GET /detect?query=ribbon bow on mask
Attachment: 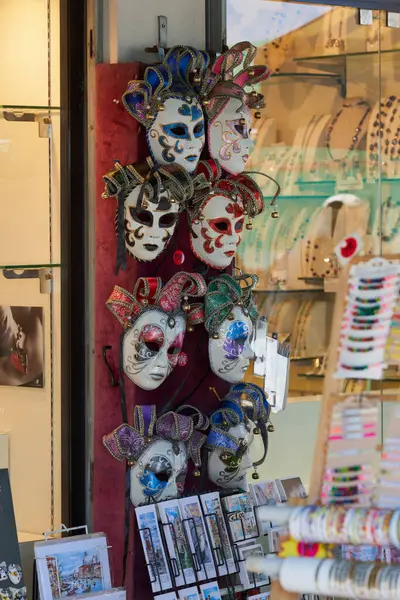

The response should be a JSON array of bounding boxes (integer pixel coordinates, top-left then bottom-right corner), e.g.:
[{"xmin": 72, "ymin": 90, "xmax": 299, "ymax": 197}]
[
  {"xmin": 201, "ymin": 42, "xmax": 270, "ymax": 120},
  {"xmin": 106, "ymin": 271, "xmax": 206, "ymax": 331},
  {"xmin": 103, "ymin": 405, "xmax": 208, "ymax": 476},
  {"xmin": 122, "ymin": 46, "xmax": 210, "ymax": 129},
  {"xmin": 204, "ymin": 273, "xmax": 259, "ymax": 338},
  {"xmin": 103, "ymin": 404, "xmax": 209, "ymax": 472}
]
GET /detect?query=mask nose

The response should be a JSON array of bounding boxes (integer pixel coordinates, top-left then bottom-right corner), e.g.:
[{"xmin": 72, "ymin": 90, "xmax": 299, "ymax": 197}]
[{"xmin": 155, "ymin": 348, "xmax": 169, "ymax": 370}]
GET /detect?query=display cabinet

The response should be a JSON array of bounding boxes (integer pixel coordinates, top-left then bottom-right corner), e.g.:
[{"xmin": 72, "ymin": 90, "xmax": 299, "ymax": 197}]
[
  {"xmin": 223, "ymin": 0, "xmax": 400, "ymax": 487},
  {"xmin": 0, "ymin": 0, "xmax": 62, "ymax": 541}
]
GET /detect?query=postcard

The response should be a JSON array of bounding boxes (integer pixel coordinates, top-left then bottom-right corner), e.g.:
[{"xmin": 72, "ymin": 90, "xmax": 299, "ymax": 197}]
[
  {"xmin": 246, "ymin": 593, "xmax": 270, "ymax": 600},
  {"xmin": 238, "ymin": 544, "xmax": 268, "ymax": 591},
  {"xmin": 34, "ymin": 532, "xmax": 112, "ymax": 600},
  {"xmin": 154, "ymin": 593, "xmax": 178, "ymax": 600},
  {"xmin": 249, "ymin": 480, "xmax": 281, "ymax": 507},
  {"xmin": 199, "ymin": 492, "xmax": 236, "ymax": 576},
  {"xmin": 249, "ymin": 480, "xmax": 281, "ymax": 535},
  {"xmin": 157, "ymin": 499, "xmax": 196, "ymax": 586},
  {"xmin": 178, "ymin": 586, "xmax": 200, "ymax": 600},
  {"xmin": 276, "ymin": 476, "xmax": 307, "ymax": 502},
  {"xmin": 179, "ymin": 496, "xmax": 216, "ymax": 581},
  {"xmin": 221, "ymin": 493, "xmax": 258, "ymax": 542},
  {"xmin": 69, "ymin": 590, "xmax": 126, "ymax": 600},
  {"xmin": 199, "ymin": 581, "xmax": 222, "ymax": 600},
  {"xmin": 135, "ymin": 505, "xmax": 172, "ymax": 593}
]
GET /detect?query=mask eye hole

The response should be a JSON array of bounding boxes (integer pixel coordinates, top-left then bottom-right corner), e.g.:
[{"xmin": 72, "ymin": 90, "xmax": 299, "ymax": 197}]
[
  {"xmin": 144, "ymin": 341, "xmax": 161, "ymax": 353},
  {"xmin": 155, "ymin": 472, "xmax": 170, "ymax": 482},
  {"xmin": 129, "ymin": 207, "xmax": 153, "ymax": 226},
  {"xmin": 193, "ymin": 121, "xmax": 205, "ymax": 138},
  {"xmin": 167, "ymin": 345, "xmax": 180, "ymax": 356},
  {"xmin": 209, "ymin": 218, "xmax": 231, "ymax": 234},
  {"xmin": 235, "ymin": 219, "xmax": 244, "ymax": 232},
  {"xmin": 162, "ymin": 123, "xmax": 189, "ymax": 139},
  {"xmin": 159, "ymin": 212, "xmax": 178, "ymax": 228}
]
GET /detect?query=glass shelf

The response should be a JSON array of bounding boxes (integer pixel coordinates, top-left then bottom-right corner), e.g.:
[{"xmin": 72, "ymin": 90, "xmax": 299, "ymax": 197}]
[
  {"xmin": 294, "ymin": 48, "xmax": 400, "ymax": 64},
  {"xmin": 291, "ymin": 356, "xmax": 323, "ymax": 363},
  {"xmin": 0, "ymin": 105, "xmax": 60, "ymax": 111},
  {"xmin": 264, "ymin": 194, "xmax": 329, "ymax": 200},
  {"xmin": 0, "ymin": 263, "xmax": 61, "ymax": 270},
  {"xmin": 254, "ymin": 288, "xmax": 324, "ymax": 294}
]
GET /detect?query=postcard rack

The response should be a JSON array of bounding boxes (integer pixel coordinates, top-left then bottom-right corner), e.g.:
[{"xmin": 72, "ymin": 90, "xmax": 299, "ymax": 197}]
[
  {"xmin": 136, "ymin": 492, "xmax": 274, "ymax": 600},
  {"xmin": 269, "ymin": 255, "xmax": 400, "ymax": 600}
]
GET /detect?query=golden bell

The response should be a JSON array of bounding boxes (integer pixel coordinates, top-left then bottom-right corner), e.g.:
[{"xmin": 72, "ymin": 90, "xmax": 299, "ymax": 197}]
[
  {"xmin": 267, "ymin": 423, "xmax": 275, "ymax": 433},
  {"xmin": 246, "ymin": 222, "xmax": 253, "ymax": 230},
  {"xmin": 254, "ymin": 111, "xmax": 262, "ymax": 119},
  {"xmin": 222, "ymin": 421, "xmax": 228, "ymax": 427},
  {"xmin": 228, "ymin": 313, "xmax": 235, "ymax": 320},
  {"xmin": 203, "ymin": 99, "xmax": 210, "ymax": 106},
  {"xmin": 221, "ymin": 453, "xmax": 229, "ymax": 461},
  {"xmin": 194, "ymin": 75, "xmax": 201, "ymax": 83},
  {"xmin": 141, "ymin": 299, "xmax": 148, "ymax": 305},
  {"xmin": 199, "ymin": 214, "xmax": 205, "ymax": 221},
  {"xmin": 271, "ymin": 210, "xmax": 279, "ymax": 219},
  {"xmin": 101, "ymin": 192, "xmax": 109, "ymax": 199},
  {"xmin": 146, "ymin": 436, "xmax": 152, "ymax": 443},
  {"xmin": 183, "ymin": 302, "xmax": 191, "ymax": 313},
  {"xmin": 187, "ymin": 325, "xmax": 194, "ymax": 332},
  {"xmin": 252, "ymin": 471, "xmax": 260, "ymax": 480},
  {"xmin": 249, "ymin": 69, "xmax": 255, "ymax": 76},
  {"xmin": 146, "ymin": 113, "xmax": 155, "ymax": 120},
  {"xmin": 212, "ymin": 333, "xmax": 220, "ymax": 339},
  {"xmin": 157, "ymin": 104, "xmax": 165, "ymax": 111},
  {"xmin": 253, "ymin": 427, "xmax": 261, "ymax": 435},
  {"xmin": 193, "ymin": 469, "xmax": 201, "ymax": 477}
]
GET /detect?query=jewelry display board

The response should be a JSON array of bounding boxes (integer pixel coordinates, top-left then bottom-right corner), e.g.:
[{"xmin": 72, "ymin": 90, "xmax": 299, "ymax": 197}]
[
  {"xmin": 234, "ymin": 3, "xmax": 400, "ymax": 410},
  {"xmin": 0, "ymin": 1, "xmax": 61, "ymax": 540}
]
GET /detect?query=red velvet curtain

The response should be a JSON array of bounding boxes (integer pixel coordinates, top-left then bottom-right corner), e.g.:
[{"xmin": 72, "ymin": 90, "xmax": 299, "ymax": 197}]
[{"xmin": 93, "ymin": 63, "xmax": 228, "ymax": 598}]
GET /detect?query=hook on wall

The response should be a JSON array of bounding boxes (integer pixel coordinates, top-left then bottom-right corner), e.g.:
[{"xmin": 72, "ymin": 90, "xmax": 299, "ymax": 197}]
[{"xmin": 102, "ymin": 345, "xmax": 119, "ymax": 387}]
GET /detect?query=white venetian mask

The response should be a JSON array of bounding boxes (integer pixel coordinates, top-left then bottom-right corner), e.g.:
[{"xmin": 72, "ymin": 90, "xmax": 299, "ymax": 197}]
[
  {"xmin": 123, "ymin": 309, "xmax": 186, "ymax": 391},
  {"xmin": 190, "ymin": 193, "xmax": 245, "ymax": 270},
  {"xmin": 147, "ymin": 97, "xmax": 205, "ymax": 173},
  {"xmin": 130, "ymin": 439, "xmax": 188, "ymax": 506},
  {"xmin": 208, "ymin": 98, "xmax": 254, "ymax": 175},
  {"xmin": 209, "ymin": 306, "xmax": 254, "ymax": 383},
  {"xmin": 207, "ymin": 419, "xmax": 255, "ymax": 490},
  {"xmin": 123, "ymin": 184, "xmax": 179, "ymax": 261}
]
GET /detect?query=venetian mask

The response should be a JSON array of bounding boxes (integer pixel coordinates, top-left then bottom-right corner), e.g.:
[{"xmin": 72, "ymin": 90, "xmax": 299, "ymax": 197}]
[
  {"xmin": 189, "ymin": 162, "xmax": 264, "ymax": 270},
  {"xmin": 103, "ymin": 405, "xmax": 208, "ymax": 506},
  {"xmin": 102, "ymin": 160, "xmax": 210, "ymax": 271},
  {"xmin": 209, "ymin": 305, "xmax": 254, "ymax": 383},
  {"xmin": 147, "ymin": 97, "xmax": 205, "ymax": 172},
  {"xmin": 208, "ymin": 98, "xmax": 254, "ymax": 175},
  {"xmin": 206, "ymin": 383, "xmax": 272, "ymax": 490},
  {"xmin": 122, "ymin": 47, "xmax": 209, "ymax": 173},
  {"xmin": 106, "ymin": 272, "xmax": 206, "ymax": 390},
  {"xmin": 208, "ymin": 418, "xmax": 255, "ymax": 490},
  {"xmin": 204, "ymin": 273, "xmax": 259, "ymax": 383},
  {"xmin": 202, "ymin": 42, "xmax": 270, "ymax": 174}
]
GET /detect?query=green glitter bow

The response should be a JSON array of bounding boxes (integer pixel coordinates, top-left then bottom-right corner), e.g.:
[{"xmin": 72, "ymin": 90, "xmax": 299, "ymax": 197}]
[{"xmin": 204, "ymin": 273, "xmax": 259, "ymax": 337}]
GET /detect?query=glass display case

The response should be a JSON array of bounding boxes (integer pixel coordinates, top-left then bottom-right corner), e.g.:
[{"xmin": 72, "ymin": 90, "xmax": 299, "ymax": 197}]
[
  {"xmin": 0, "ymin": 0, "xmax": 62, "ymax": 541},
  {"xmin": 225, "ymin": 0, "xmax": 400, "ymax": 488}
]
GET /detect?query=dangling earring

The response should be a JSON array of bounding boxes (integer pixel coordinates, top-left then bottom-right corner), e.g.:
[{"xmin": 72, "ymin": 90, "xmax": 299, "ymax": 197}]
[{"xmin": 252, "ymin": 466, "xmax": 260, "ymax": 480}]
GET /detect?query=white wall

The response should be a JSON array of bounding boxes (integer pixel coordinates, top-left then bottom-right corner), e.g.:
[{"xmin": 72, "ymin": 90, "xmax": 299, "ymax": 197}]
[{"xmin": 101, "ymin": 0, "xmax": 206, "ymax": 63}]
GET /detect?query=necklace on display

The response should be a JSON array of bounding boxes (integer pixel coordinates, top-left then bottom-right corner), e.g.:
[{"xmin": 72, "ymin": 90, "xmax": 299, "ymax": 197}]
[
  {"xmin": 378, "ymin": 196, "xmax": 400, "ymax": 243},
  {"xmin": 263, "ymin": 36, "xmax": 288, "ymax": 74},
  {"xmin": 326, "ymin": 7, "xmax": 345, "ymax": 52},
  {"xmin": 326, "ymin": 101, "xmax": 371, "ymax": 165}
]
